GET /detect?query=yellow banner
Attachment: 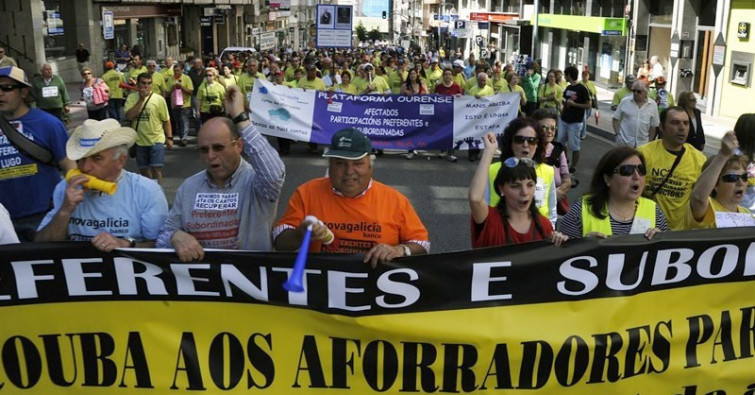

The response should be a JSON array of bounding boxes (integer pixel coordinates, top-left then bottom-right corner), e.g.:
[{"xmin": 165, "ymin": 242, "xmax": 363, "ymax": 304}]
[{"xmin": 1, "ymin": 230, "xmax": 755, "ymax": 393}]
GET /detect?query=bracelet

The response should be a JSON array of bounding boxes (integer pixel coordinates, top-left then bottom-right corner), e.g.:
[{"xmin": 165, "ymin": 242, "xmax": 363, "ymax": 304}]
[{"xmin": 232, "ymin": 112, "xmax": 250, "ymax": 124}]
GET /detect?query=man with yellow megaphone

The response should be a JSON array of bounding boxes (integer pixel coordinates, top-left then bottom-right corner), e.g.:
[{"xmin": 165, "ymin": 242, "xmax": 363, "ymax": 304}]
[{"xmin": 35, "ymin": 119, "xmax": 169, "ymax": 251}]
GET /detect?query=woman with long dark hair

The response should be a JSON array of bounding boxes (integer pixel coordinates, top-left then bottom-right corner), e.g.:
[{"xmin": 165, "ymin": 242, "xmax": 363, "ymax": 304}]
[
  {"xmin": 469, "ymin": 132, "xmax": 567, "ymax": 247},
  {"xmin": 558, "ymin": 146, "xmax": 668, "ymax": 238},
  {"xmin": 488, "ymin": 117, "xmax": 558, "ymax": 226}
]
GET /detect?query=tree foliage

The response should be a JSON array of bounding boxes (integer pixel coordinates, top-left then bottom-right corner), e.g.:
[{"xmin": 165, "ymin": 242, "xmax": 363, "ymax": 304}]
[
  {"xmin": 368, "ymin": 28, "xmax": 382, "ymax": 42},
  {"xmin": 356, "ymin": 22, "xmax": 367, "ymax": 42}
]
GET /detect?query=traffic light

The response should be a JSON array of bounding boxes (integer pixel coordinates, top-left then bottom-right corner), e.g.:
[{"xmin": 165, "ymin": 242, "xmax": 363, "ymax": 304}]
[{"xmin": 382, "ymin": 11, "xmax": 387, "ymax": 19}]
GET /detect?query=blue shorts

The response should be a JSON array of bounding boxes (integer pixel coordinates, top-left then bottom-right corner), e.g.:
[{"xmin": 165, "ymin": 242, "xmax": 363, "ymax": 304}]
[
  {"xmin": 556, "ymin": 119, "xmax": 583, "ymax": 152},
  {"xmin": 135, "ymin": 143, "xmax": 165, "ymax": 169}
]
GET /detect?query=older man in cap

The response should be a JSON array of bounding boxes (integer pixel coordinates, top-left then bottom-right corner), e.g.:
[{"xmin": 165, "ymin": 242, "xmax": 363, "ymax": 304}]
[
  {"xmin": 273, "ymin": 128, "xmax": 430, "ymax": 267},
  {"xmin": 35, "ymin": 119, "xmax": 169, "ymax": 251},
  {"xmin": 0, "ymin": 66, "xmax": 75, "ymax": 241},
  {"xmin": 155, "ymin": 86, "xmax": 285, "ymax": 261}
]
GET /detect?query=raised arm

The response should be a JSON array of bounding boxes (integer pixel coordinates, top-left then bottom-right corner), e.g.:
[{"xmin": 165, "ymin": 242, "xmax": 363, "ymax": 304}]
[{"xmin": 469, "ymin": 133, "xmax": 498, "ymax": 224}]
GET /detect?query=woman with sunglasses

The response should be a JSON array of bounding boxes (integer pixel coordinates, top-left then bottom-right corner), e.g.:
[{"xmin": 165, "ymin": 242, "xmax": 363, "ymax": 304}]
[
  {"xmin": 558, "ymin": 147, "xmax": 668, "ymax": 239},
  {"xmin": 469, "ymin": 132, "xmax": 568, "ymax": 247},
  {"xmin": 734, "ymin": 114, "xmax": 755, "ymax": 211},
  {"xmin": 79, "ymin": 67, "xmax": 109, "ymax": 120},
  {"xmin": 533, "ymin": 108, "xmax": 574, "ymax": 205},
  {"xmin": 488, "ymin": 117, "xmax": 558, "ymax": 227},
  {"xmin": 685, "ymin": 132, "xmax": 754, "ymax": 229},
  {"xmin": 195, "ymin": 67, "xmax": 226, "ymax": 123}
]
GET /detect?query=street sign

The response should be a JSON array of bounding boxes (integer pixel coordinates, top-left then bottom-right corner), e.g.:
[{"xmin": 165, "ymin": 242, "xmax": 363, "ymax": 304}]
[
  {"xmin": 478, "ymin": 22, "xmax": 489, "ymax": 30},
  {"xmin": 712, "ymin": 32, "xmax": 726, "ymax": 77},
  {"xmin": 260, "ymin": 32, "xmax": 276, "ymax": 51},
  {"xmin": 214, "ymin": 15, "xmax": 225, "ymax": 24},
  {"xmin": 475, "ymin": 35, "xmax": 484, "ymax": 47},
  {"xmin": 102, "ymin": 10, "xmax": 114, "ymax": 40},
  {"xmin": 480, "ymin": 48, "xmax": 489, "ymax": 59},
  {"xmin": 200, "ymin": 16, "xmax": 212, "ymax": 27}
]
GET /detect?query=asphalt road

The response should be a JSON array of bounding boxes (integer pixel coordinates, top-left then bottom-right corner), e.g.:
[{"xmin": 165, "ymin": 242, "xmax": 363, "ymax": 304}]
[{"xmin": 127, "ymin": 135, "xmax": 614, "ymax": 253}]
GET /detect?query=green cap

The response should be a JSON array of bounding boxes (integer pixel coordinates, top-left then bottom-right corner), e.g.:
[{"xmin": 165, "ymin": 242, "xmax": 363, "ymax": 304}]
[{"xmin": 322, "ymin": 128, "xmax": 372, "ymax": 160}]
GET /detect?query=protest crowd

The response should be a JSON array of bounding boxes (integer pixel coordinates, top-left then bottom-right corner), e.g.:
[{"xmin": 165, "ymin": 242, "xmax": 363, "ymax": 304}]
[{"xmin": 1, "ymin": 43, "xmax": 754, "ymax": 256}]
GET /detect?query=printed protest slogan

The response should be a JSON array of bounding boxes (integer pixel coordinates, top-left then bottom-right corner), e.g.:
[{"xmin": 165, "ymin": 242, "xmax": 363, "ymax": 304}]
[
  {"xmin": 2, "ymin": 228, "xmax": 755, "ymax": 394},
  {"xmin": 249, "ymin": 79, "xmax": 520, "ymax": 150}
]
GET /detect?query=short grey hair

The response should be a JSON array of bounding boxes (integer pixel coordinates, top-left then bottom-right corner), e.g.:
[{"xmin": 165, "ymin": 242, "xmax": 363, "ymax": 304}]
[
  {"xmin": 111, "ymin": 144, "xmax": 129, "ymax": 159},
  {"xmin": 632, "ymin": 81, "xmax": 648, "ymax": 92}
]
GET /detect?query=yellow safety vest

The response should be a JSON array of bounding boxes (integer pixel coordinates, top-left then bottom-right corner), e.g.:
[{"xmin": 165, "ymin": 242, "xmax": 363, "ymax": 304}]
[
  {"xmin": 488, "ymin": 161, "xmax": 554, "ymax": 219},
  {"xmin": 581, "ymin": 196, "xmax": 656, "ymax": 236}
]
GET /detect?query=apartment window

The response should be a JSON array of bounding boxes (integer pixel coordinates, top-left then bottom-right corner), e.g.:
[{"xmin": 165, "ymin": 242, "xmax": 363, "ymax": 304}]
[{"xmin": 41, "ymin": 0, "xmax": 75, "ymax": 59}]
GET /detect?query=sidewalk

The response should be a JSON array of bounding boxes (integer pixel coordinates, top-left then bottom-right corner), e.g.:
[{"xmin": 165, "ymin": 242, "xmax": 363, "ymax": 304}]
[{"xmin": 589, "ymin": 85, "xmax": 733, "ymax": 156}]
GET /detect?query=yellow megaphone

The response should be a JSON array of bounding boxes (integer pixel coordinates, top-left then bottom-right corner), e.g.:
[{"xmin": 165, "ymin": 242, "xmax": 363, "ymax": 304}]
[{"xmin": 65, "ymin": 169, "xmax": 118, "ymax": 195}]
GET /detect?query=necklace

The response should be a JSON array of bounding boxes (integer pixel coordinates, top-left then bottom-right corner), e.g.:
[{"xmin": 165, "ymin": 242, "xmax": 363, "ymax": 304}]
[{"xmin": 609, "ymin": 201, "xmax": 639, "ymax": 221}]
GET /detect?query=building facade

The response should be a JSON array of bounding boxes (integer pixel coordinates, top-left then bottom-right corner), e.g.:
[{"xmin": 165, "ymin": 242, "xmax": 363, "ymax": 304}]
[{"xmin": 0, "ymin": 0, "xmax": 318, "ymax": 82}]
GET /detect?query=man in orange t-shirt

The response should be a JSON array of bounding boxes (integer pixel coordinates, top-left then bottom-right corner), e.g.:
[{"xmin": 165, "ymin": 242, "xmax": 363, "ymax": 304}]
[{"xmin": 273, "ymin": 128, "xmax": 430, "ymax": 267}]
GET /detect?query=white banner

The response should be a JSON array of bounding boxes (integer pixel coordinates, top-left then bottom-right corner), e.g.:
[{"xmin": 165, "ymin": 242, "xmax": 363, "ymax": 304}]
[{"xmin": 249, "ymin": 79, "xmax": 520, "ymax": 150}]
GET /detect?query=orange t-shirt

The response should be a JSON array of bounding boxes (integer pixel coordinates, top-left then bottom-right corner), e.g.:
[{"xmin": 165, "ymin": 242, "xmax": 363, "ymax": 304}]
[{"xmin": 276, "ymin": 178, "xmax": 429, "ymax": 253}]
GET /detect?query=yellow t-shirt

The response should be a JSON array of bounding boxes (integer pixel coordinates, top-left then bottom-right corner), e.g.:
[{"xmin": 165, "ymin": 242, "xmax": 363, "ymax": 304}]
[
  {"xmin": 149, "ymin": 72, "xmax": 167, "ymax": 96},
  {"xmin": 196, "ymin": 81, "xmax": 227, "ymax": 113},
  {"xmin": 165, "ymin": 74, "xmax": 194, "ymax": 109},
  {"xmin": 297, "ymin": 77, "xmax": 326, "ymax": 91},
  {"xmin": 128, "ymin": 66, "xmax": 149, "ymax": 82},
  {"xmin": 684, "ymin": 197, "xmax": 753, "ymax": 230},
  {"xmin": 101, "ymin": 69, "xmax": 126, "ymax": 100},
  {"xmin": 538, "ymin": 84, "xmax": 563, "ymax": 109},
  {"xmin": 467, "ymin": 84, "xmax": 494, "ymax": 97},
  {"xmin": 124, "ymin": 92, "xmax": 171, "ymax": 146},
  {"xmin": 238, "ymin": 72, "xmax": 266, "ymax": 103},
  {"xmin": 637, "ymin": 140, "xmax": 706, "ymax": 230},
  {"xmin": 333, "ymin": 83, "xmax": 360, "ymax": 95}
]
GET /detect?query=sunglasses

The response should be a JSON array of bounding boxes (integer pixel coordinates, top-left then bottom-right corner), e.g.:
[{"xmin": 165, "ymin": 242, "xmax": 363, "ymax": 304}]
[
  {"xmin": 540, "ymin": 125, "xmax": 556, "ymax": 132},
  {"xmin": 513, "ymin": 135, "xmax": 539, "ymax": 145},
  {"xmin": 198, "ymin": 139, "xmax": 238, "ymax": 154},
  {"xmin": 0, "ymin": 84, "xmax": 22, "ymax": 92},
  {"xmin": 632, "ymin": 89, "xmax": 645, "ymax": 94},
  {"xmin": 720, "ymin": 172, "xmax": 749, "ymax": 183},
  {"xmin": 613, "ymin": 164, "xmax": 647, "ymax": 176},
  {"xmin": 503, "ymin": 157, "xmax": 536, "ymax": 168}
]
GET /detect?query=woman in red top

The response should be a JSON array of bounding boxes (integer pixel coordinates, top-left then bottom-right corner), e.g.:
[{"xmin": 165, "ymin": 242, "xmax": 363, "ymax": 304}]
[
  {"xmin": 434, "ymin": 68, "xmax": 463, "ymax": 96},
  {"xmin": 469, "ymin": 131, "xmax": 568, "ymax": 247}
]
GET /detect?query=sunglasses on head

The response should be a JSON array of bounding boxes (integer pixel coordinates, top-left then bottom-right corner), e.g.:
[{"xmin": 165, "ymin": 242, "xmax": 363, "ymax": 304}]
[
  {"xmin": 720, "ymin": 172, "xmax": 749, "ymax": 183},
  {"xmin": 0, "ymin": 84, "xmax": 21, "ymax": 92},
  {"xmin": 503, "ymin": 157, "xmax": 536, "ymax": 168},
  {"xmin": 613, "ymin": 164, "xmax": 647, "ymax": 176},
  {"xmin": 198, "ymin": 139, "xmax": 238, "ymax": 154},
  {"xmin": 513, "ymin": 135, "xmax": 539, "ymax": 145}
]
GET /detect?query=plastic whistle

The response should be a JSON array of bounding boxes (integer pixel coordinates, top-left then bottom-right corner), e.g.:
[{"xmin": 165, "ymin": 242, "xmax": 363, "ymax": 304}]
[
  {"xmin": 66, "ymin": 169, "xmax": 118, "ymax": 195},
  {"xmin": 304, "ymin": 215, "xmax": 334, "ymax": 245}
]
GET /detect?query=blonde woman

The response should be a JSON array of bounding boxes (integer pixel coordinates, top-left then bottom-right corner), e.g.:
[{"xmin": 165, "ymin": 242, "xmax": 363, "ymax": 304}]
[
  {"xmin": 195, "ymin": 67, "xmax": 226, "ymax": 122},
  {"xmin": 80, "ymin": 67, "xmax": 109, "ymax": 120}
]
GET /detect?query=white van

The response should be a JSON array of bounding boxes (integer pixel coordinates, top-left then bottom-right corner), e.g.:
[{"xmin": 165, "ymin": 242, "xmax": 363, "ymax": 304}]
[{"xmin": 219, "ymin": 46, "xmax": 257, "ymax": 62}]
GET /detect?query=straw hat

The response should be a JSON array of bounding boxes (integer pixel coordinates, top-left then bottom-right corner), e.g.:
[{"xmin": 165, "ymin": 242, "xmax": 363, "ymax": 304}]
[{"xmin": 66, "ymin": 119, "xmax": 136, "ymax": 160}]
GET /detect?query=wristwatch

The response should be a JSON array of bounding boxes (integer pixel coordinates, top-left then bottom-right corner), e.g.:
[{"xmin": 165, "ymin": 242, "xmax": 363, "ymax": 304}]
[
  {"xmin": 401, "ymin": 244, "xmax": 411, "ymax": 257},
  {"xmin": 124, "ymin": 237, "xmax": 137, "ymax": 248},
  {"xmin": 232, "ymin": 112, "xmax": 249, "ymax": 124}
]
